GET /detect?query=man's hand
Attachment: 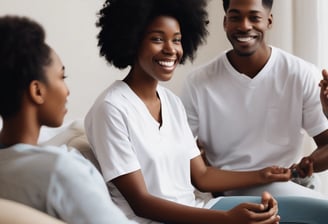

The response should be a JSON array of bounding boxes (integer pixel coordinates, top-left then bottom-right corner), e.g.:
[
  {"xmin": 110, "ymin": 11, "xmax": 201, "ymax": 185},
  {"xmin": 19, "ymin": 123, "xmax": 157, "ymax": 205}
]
[{"xmin": 290, "ymin": 156, "xmax": 314, "ymax": 178}]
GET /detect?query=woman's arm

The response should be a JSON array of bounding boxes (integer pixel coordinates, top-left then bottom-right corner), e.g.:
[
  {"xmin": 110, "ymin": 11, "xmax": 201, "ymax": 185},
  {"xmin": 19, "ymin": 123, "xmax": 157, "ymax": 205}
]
[
  {"xmin": 112, "ymin": 170, "xmax": 279, "ymax": 224},
  {"xmin": 190, "ymin": 155, "xmax": 291, "ymax": 193}
]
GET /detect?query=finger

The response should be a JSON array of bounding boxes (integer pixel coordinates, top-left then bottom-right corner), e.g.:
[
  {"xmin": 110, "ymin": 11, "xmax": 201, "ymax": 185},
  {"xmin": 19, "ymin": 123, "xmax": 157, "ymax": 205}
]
[
  {"xmin": 299, "ymin": 158, "xmax": 313, "ymax": 177},
  {"xmin": 261, "ymin": 192, "xmax": 272, "ymax": 210},
  {"xmin": 289, "ymin": 163, "xmax": 297, "ymax": 169},
  {"xmin": 297, "ymin": 165, "xmax": 310, "ymax": 178},
  {"xmin": 322, "ymin": 69, "xmax": 328, "ymax": 80},
  {"xmin": 306, "ymin": 161, "xmax": 314, "ymax": 177},
  {"xmin": 246, "ymin": 206, "xmax": 279, "ymax": 222}
]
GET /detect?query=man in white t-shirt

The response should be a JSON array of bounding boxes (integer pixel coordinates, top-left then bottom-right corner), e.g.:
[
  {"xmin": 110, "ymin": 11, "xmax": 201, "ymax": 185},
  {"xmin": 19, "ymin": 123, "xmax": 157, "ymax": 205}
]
[{"xmin": 181, "ymin": 0, "xmax": 328, "ymax": 197}]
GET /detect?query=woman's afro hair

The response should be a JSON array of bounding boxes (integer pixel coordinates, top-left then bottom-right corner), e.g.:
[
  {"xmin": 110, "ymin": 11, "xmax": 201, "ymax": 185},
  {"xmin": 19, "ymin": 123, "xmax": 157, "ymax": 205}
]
[{"xmin": 97, "ymin": 0, "xmax": 209, "ymax": 69}]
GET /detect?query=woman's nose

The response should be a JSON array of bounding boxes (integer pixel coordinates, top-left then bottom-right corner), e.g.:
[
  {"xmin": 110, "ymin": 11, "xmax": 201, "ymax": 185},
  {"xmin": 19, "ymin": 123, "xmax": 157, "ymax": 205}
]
[{"xmin": 162, "ymin": 41, "xmax": 176, "ymax": 54}]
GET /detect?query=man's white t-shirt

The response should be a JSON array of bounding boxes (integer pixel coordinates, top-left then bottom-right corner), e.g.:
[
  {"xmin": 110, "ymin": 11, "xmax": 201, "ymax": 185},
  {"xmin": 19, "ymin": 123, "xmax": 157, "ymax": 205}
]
[
  {"xmin": 181, "ymin": 47, "xmax": 328, "ymax": 171},
  {"xmin": 85, "ymin": 81, "xmax": 204, "ymax": 223},
  {"xmin": 0, "ymin": 144, "xmax": 134, "ymax": 224}
]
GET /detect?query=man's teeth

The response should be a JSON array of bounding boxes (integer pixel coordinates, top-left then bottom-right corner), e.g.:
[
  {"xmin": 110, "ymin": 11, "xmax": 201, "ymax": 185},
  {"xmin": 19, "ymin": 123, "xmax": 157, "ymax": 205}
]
[
  {"xmin": 237, "ymin": 37, "xmax": 253, "ymax": 42},
  {"xmin": 158, "ymin": 61, "xmax": 175, "ymax": 67}
]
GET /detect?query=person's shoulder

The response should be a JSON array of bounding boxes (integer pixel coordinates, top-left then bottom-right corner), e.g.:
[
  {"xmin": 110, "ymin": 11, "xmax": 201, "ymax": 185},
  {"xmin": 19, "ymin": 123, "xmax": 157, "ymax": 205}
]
[
  {"xmin": 86, "ymin": 80, "xmax": 130, "ymax": 115},
  {"xmin": 27, "ymin": 144, "xmax": 86, "ymax": 165},
  {"xmin": 46, "ymin": 145, "xmax": 96, "ymax": 177},
  {"xmin": 186, "ymin": 52, "xmax": 227, "ymax": 82},
  {"xmin": 91, "ymin": 81, "xmax": 124, "ymax": 104},
  {"xmin": 9, "ymin": 144, "xmax": 68, "ymax": 158},
  {"xmin": 271, "ymin": 47, "xmax": 320, "ymax": 81},
  {"xmin": 34, "ymin": 145, "xmax": 83, "ymax": 166},
  {"xmin": 272, "ymin": 46, "xmax": 316, "ymax": 68},
  {"xmin": 2, "ymin": 144, "xmax": 76, "ymax": 175}
]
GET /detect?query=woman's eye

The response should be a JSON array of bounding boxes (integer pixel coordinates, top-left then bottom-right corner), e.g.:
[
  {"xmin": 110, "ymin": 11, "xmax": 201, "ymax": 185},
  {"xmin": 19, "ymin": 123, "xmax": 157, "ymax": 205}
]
[
  {"xmin": 173, "ymin": 38, "xmax": 181, "ymax": 43},
  {"xmin": 151, "ymin": 37, "xmax": 163, "ymax": 42}
]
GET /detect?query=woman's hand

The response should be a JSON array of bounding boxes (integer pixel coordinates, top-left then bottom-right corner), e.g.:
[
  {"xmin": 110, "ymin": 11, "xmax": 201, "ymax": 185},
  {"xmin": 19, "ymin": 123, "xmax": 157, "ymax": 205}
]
[
  {"xmin": 225, "ymin": 192, "xmax": 280, "ymax": 224},
  {"xmin": 259, "ymin": 165, "xmax": 291, "ymax": 184}
]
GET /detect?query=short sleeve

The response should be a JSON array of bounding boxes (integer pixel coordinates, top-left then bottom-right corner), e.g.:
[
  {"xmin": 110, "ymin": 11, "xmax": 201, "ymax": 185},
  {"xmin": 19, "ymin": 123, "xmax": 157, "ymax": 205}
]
[
  {"xmin": 85, "ymin": 100, "xmax": 140, "ymax": 182},
  {"xmin": 47, "ymin": 152, "xmax": 135, "ymax": 224}
]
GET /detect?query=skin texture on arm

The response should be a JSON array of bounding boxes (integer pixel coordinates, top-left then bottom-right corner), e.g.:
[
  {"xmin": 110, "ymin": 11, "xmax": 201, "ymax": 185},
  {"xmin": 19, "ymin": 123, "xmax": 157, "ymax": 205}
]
[
  {"xmin": 112, "ymin": 170, "xmax": 280, "ymax": 224},
  {"xmin": 292, "ymin": 130, "xmax": 328, "ymax": 177},
  {"xmin": 312, "ymin": 130, "xmax": 328, "ymax": 173},
  {"xmin": 195, "ymin": 140, "xmax": 291, "ymax": 191},
  {"xmin": 291, "ymin": 69, "xmax": 328, "ymax": 177},
  {"xmin": 190, "ymin": 155, "xmax": 291, "ymax": 192}
]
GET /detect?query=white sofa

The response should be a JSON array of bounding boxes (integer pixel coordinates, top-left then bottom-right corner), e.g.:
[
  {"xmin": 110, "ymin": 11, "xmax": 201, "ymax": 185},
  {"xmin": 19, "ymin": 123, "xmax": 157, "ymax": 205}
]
[{"xmin": 0, "ymin": 198, "xmax": 65, "ymax": 224}]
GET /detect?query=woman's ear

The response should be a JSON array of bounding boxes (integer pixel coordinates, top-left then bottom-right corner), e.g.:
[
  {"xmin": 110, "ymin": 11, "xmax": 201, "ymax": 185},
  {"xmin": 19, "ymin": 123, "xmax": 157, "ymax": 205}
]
[
  {"xmin": 29, "ymin": 80, "xmax": 46, "ymax": 105},
  {"xmin": 268, "ymin": 13, "xmax": 273, "ymax": 29}
]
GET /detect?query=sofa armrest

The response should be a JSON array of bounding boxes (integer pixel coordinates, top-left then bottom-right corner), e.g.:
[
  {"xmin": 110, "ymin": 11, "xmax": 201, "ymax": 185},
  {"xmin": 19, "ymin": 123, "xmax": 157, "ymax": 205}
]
[{"xmin": 0, "ymin": 198, "xmax": 65, "ymax": 224}]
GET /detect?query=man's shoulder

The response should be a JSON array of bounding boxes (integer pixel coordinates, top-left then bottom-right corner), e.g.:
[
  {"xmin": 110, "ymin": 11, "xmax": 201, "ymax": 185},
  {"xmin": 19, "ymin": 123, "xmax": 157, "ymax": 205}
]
[
  {"xmin": 272, "ymin": 46, "xmax": 316, "ymax": 67},
  {"xmin": 187, "ymin": 52, "xmax": 227, "ymax": 82}
]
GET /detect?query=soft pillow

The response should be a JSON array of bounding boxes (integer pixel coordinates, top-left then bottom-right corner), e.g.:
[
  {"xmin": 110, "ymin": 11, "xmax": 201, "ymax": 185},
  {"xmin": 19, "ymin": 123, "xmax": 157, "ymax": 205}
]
[{"xmin": 38, "ymin": 120, "xmax": 84, "ymax": 146}]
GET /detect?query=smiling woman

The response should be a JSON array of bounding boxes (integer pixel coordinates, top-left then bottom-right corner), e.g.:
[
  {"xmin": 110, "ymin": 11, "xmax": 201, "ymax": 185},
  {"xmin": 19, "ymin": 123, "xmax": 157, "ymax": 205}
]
[{"xmin": 134, "ymin": 16, "xmax": 183, "ymax": 83}]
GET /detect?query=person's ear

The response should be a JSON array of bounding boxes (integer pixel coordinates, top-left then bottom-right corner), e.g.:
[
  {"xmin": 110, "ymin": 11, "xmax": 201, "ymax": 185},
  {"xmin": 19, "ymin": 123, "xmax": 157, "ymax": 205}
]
[
  {"xmin": 268, "ymin": 13, "xmax": 273, "ymax": 29},
  {"xmin": 223, "ymin": 16, "xmax": 227, "ymax": 31},
  {"xmin": 29, "ymin": 80, "xmax": 46, "ymax": 104}
]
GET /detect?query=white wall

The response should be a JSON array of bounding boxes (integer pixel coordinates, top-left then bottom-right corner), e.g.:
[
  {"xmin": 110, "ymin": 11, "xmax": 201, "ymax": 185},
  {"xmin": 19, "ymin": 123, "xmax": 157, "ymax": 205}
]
[
  {"xmin": 0, "ymin": 0, "xmax": 298, "ymax": 121},
  {"xmin": 0, "ymin": 0, "xmax": 224, "ymax": 121}
]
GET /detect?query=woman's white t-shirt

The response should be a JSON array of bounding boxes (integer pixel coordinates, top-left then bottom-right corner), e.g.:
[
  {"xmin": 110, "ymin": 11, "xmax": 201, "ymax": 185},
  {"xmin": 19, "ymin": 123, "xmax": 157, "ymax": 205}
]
[{"xmin": 85, "ymin": 81, "xmax": 204, "ymax": 223}]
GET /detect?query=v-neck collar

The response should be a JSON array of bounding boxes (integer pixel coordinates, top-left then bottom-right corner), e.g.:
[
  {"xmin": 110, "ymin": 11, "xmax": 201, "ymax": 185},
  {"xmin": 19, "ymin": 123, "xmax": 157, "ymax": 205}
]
[
  {"xmin": 222, "ymin": 47, "xmax": 276, "ymax": 87},
  {"xmin": 118, "ymin": 81, "xmax": 165, "ymax": 130}
]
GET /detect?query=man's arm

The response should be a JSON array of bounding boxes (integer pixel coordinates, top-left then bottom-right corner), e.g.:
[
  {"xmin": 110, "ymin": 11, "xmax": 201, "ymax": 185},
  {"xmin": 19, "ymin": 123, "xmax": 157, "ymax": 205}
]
[
  {"xmin": 292, "ymin": 130, "xmax": 328, "ymax": 177},
  {"xmin": 320, "ymin": 69, "xmax": 328, "ymax": 118}
]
